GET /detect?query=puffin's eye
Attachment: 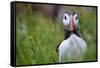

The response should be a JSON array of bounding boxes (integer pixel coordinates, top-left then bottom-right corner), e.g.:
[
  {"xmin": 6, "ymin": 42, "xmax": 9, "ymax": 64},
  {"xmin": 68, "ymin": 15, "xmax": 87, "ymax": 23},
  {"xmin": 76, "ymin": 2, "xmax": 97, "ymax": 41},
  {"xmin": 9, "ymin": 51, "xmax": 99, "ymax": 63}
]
[
  {"xmin": 64, "ymin": 16, "xmax": 67, "ymax": 20},
  {"xmin": 73, "ymin": 14, "xmax": 79, "ymax": 26},
  {"xmin": 63, "ymin": 13, "xmax": 70, "ymax": 27},
  {"xmin": 75, "ymin": 16, "xmax": 78, "ymax": 20}
]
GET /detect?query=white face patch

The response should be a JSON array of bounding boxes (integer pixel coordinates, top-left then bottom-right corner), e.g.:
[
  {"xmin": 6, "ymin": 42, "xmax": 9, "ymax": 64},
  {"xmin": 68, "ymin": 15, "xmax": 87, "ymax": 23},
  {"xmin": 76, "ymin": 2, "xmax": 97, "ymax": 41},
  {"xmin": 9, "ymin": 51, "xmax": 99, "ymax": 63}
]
[
  {"xmin": 63, "ymin": 13, "xmax": 79, "ymax": 30},
  {"xmin": 63, "ymin": 13, "xmax": 70, "ymax": 27},
  {"xmin": 73, "ymin": 14, "xmax": 79, "ymax": 26}
]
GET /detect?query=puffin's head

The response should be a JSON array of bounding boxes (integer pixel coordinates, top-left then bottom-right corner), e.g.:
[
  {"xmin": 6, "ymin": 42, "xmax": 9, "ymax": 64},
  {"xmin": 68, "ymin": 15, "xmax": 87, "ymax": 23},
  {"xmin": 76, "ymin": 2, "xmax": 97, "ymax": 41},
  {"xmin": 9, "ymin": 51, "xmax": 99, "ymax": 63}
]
[{"xmin": 63, "ymin": 12, "xmax": 79, "ymax": 32}]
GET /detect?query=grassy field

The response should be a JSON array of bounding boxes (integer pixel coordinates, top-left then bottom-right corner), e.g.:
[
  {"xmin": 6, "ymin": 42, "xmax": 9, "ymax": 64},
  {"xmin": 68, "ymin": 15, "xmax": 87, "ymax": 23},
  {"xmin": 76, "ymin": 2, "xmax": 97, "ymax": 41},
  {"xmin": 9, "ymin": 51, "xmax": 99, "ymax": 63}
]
[{"xmin": 16, "ymin": 8, "xmax": 97, "ymax": 65}]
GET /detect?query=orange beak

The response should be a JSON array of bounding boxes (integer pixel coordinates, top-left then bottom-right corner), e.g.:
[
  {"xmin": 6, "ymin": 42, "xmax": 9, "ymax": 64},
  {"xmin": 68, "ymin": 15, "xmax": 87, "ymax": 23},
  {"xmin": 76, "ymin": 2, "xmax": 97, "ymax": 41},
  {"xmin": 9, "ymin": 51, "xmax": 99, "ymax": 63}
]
[{"xmin": 69, "ymin": 16, "xmax": 75, "ymax": 31}]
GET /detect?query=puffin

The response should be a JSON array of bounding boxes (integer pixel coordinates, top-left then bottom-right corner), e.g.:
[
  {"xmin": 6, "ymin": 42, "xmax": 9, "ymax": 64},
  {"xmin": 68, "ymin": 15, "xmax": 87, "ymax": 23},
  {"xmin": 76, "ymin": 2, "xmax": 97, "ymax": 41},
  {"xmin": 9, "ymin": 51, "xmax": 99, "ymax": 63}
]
[{"xmin": 57, "ymin": 12, "xmax": 87, "ymax": 62}]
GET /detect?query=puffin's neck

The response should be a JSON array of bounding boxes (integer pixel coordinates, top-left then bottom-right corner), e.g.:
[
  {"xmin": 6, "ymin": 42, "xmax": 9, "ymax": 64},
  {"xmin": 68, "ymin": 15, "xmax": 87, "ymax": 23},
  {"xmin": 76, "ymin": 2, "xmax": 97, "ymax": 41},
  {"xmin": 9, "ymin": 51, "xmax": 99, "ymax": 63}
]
[{"xmin": 64, "ymin": 28, "xmax": 81, "ymax": 40}]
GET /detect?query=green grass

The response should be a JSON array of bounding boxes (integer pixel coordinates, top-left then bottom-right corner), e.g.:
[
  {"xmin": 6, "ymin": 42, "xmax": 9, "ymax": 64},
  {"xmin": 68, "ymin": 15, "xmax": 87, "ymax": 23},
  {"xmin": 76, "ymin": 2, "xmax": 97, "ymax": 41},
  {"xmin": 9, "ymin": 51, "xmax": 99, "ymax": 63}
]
[{"xmin": 16, "ymin": 9, "xmax": 97, "ymax": 65}]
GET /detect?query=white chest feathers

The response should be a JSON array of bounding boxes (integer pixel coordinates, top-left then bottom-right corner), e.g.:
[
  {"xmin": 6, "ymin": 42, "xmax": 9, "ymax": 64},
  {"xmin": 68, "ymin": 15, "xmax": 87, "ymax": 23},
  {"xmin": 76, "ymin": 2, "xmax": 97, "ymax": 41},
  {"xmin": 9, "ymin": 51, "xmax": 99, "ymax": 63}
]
[{"xmin": 58, "ymin": 34, "xmax": 87, "ymax": 62}]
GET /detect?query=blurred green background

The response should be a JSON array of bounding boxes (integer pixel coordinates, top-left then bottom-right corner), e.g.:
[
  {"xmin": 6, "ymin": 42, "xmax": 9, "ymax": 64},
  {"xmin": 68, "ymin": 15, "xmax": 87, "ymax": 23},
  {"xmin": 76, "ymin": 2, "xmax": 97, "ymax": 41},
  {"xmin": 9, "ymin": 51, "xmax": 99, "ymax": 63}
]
[{"xmin": 16, "ymin": 3, "xmax": 97, "ymax": 65}]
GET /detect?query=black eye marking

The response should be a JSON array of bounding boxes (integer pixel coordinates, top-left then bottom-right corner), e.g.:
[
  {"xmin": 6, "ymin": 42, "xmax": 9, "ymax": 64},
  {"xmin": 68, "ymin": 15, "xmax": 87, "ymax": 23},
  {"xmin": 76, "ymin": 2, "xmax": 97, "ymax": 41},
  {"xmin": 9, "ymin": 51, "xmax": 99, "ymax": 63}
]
[
  {"xmin": 75, "ymin": 16, "xmax": 78, "ymax": 20},
  {"xmin": 64, "ymin": 16, "xmax": 67, "ymax": 20}
]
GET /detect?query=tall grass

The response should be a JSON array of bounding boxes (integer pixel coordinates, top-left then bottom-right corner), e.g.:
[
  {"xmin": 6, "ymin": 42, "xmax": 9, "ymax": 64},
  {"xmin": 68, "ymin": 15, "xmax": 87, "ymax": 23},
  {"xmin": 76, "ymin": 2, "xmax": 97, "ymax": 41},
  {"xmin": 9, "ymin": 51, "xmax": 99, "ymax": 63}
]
[{"xmin": 16, "ymin": 8, "xmax": 97, "ymax": 65}]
